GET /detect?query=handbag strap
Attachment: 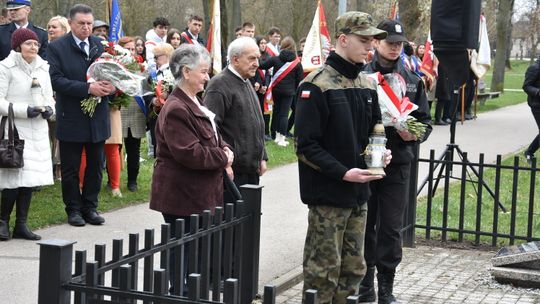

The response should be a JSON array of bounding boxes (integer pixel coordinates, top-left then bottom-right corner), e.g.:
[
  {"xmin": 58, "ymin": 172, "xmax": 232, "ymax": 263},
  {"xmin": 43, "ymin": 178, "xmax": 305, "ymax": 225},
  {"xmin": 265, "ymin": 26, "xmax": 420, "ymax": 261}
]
[{"xmin": 1, "ymin": 104, "xmax": 21, "ymax": 144}]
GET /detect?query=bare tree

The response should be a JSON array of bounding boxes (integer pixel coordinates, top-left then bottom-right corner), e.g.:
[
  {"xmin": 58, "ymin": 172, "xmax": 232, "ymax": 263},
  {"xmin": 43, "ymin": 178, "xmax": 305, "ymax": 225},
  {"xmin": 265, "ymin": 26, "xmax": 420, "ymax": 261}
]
[
  {"xmin": 399, "ymin": 0, "xmax": 421, "ymax": 41},
  {"xmin": 490, "ymin": 0, "xmax": 515, "ymax": 92}
]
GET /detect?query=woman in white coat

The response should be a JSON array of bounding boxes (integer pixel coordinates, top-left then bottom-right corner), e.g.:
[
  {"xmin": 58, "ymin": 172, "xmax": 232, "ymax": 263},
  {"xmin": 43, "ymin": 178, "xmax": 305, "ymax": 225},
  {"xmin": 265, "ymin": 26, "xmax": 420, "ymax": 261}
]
[{"xmin": 0, "ymin": 28, "xmax": 55, "ymax": 241}]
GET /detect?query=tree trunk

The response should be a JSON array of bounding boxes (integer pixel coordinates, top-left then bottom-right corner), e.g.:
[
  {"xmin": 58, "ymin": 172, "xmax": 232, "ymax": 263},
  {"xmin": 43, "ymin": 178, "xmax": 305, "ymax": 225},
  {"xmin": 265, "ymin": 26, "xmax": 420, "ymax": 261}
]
[
  {"xmin": 203, "ymin": 0, "xmax": 211, "ymax": 37},
  {"xmin": 221, "ymin": 0, "xmax": 229, "ymax": 46},
  {"xmin": 399, "ymin": 0, "xmax": 421, "ymax": 41},
  {"xmin": 505, "ymin": 18, "xmax": 513, "ymax": 69},
  {"xmin": 490, "ymin": 0, "xmax": 515, "ymax": 93},
  {"xmin": 231, "ymin": 0, "xmax": 241, "ymax": 39}
]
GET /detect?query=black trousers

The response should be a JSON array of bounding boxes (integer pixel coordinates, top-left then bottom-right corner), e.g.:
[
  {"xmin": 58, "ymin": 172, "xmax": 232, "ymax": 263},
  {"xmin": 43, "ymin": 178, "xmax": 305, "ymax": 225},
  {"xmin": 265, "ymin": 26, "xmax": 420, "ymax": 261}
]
[
  {"xmin": 124, "ymin": 128, "xmax": 141, "ymax": 184},
  {"xmin": 163, "ymin": 213, "xmax": 192, "ymax": 295},
  {"xmin": 59, "ymin": 140, "xmax": 105, "ymax": 215},
  {"xmin": 270, "ymin": 92, "xmax": 294, "ymax": 135},
  {"xmin": 527, "ymin": 107, "xmax": 540, "ymax": 155},
  {"xmin": 364, "ymin": 162, "xmax": 411, "ymax": 273}
]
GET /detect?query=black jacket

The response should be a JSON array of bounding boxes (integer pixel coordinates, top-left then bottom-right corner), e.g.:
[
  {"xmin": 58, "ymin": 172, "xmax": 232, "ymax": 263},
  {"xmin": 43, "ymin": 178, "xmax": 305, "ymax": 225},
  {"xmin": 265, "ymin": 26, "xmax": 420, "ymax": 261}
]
[
  {"xmin": 205, "ymin": 68, "xmax": 268, "ymax": 174},
  {"xmin": 259, "ymin": 50, "xmax": 304, "ymax": 96},
  {"xmin": 0, "ymin": 22, "xmax": 48, "ymax": 60},
  {"xmin": 363, "ymin": 52, "xmax": 432, "ymax": 164},
  {"xmin": 295, "ymin": 52, "xmax": 381, "ymax": 208},
  {"xmin": 180, "ymin": 29, "xmax": 205, "ymax": 46},
  {"xmin": 48, "ymin": 34, "xmax": 111, "ymax": 143},
  {"xmin": 523, "ymin": 58, "xmax": 540, "ymax": 108}
]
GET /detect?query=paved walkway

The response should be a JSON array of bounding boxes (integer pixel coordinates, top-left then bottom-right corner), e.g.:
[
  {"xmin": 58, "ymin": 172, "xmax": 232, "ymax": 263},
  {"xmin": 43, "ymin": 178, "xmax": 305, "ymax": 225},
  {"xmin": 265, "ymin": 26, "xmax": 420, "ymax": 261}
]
[{"xmin": 277, "ymin": 246, "xmax": 540, "ymax": 304}]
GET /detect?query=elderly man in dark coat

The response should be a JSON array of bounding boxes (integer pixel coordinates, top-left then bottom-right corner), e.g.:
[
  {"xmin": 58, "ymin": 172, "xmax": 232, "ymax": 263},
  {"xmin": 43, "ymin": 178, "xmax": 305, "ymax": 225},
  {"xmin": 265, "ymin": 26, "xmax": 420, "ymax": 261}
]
[{"xmin": 48, "ymin": 4, "xmax": 115, "ymax": 227}]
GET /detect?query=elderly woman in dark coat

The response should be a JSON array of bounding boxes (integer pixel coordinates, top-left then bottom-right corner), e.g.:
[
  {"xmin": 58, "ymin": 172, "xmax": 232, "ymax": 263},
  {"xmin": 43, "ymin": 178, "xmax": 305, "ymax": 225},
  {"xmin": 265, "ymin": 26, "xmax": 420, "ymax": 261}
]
[{"xmin": 149, "ymin": 43, "xmax": 233, "ymax": 294}]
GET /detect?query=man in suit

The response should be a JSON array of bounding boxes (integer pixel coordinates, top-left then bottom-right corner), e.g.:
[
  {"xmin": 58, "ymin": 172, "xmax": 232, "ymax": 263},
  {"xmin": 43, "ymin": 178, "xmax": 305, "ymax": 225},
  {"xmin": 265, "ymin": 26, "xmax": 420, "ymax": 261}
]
[
  {"xmin": 0, "ymin": 0, "xmax": 47, "ymax": 60},
  {"xmin": 48, "ymin": 4, "xmax": 115, "ymax": 227}
]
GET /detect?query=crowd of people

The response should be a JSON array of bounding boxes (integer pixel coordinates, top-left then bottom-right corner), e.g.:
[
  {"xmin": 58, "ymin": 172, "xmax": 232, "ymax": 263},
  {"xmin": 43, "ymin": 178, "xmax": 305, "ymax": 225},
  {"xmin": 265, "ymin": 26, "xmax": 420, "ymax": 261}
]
[{"xmin": 0, "ymin": 0, "xmax": 478, "ymax": 303}]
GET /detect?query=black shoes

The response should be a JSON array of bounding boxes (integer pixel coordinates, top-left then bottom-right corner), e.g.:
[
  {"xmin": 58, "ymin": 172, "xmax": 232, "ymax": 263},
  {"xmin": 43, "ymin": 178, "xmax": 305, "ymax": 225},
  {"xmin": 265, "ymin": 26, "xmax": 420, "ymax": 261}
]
[
  {"xmin": 68, "ymin": 212, "xmax": 86, "ymax": 226},
  {"xmin": 12, "ymin": 223, "xmax": 41, "ymax": 240},
  {"xmin": 83, "ymin": 210, "xmax": 105, "ymax": 225},
  {"xmin": 128, "ymin": 182, "xmax": 138, "ymax": 192},
  {"xmin": 0, "ymin": 220, "xmax": 9, "ymax": 240},
  {"xmin": 434, "ymin": 120, "xmax": 448, "ymax": 125}
]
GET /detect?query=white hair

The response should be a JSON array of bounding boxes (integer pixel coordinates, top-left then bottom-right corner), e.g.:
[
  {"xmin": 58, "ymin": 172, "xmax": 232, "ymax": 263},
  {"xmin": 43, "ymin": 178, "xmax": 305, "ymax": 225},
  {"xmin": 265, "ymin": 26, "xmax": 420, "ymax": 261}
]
[{"xmin": 227, "ymin": 36, "xmax": 257, "ymax": 60}]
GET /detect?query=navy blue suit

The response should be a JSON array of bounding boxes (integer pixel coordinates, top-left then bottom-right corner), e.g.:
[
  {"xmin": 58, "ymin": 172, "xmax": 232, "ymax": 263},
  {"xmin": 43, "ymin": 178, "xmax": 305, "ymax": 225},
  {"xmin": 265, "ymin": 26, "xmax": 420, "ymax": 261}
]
[
  {"xmin": 48, "ymin": 33, "xmax": 110, "ymax": 216},
  {"xmin": 0, "ymin": 22, "xmax": 48, "ymax": 60}
]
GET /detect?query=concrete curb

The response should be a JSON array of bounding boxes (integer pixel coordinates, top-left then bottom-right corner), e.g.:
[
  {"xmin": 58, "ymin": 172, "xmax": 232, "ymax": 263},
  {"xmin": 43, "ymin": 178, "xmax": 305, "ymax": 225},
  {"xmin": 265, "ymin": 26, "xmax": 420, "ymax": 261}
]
[{"xmin": 266, "ymin": 265, "xmax": 303, "ymax": 295}]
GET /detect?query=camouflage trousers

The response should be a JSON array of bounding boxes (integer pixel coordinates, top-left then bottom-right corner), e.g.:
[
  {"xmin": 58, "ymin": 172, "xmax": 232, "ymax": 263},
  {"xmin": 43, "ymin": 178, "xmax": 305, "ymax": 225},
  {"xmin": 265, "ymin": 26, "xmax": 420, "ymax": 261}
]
[{"xmin": 302, "ymin": 204, "xmax": 368, "ymax": 304}]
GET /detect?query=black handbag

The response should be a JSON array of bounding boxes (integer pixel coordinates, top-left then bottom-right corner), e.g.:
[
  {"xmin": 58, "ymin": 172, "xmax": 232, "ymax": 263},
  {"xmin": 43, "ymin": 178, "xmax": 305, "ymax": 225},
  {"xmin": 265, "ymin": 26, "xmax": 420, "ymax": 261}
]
[{"xmin": 0, "ymin": 103, "xmax": 24, "ymax": 168}]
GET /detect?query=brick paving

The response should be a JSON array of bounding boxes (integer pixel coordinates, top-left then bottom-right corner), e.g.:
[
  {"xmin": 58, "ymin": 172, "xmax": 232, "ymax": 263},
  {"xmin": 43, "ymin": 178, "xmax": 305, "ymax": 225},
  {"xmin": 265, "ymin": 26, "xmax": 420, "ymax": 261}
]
[{"xmin": 276, "ymin": 245, "xmax": 540, "ymax": 303}]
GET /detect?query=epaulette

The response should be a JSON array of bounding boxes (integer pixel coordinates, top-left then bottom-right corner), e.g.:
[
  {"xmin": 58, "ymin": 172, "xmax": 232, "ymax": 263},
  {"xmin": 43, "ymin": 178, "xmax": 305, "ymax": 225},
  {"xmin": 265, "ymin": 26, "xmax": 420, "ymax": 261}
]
[
  {"xmin": 33, "ymin": 25, "xmax": 47, "ymax": 32},
  {"xmin": 302, "ymin": 66, "xmax": 325, "ymax": 84}
]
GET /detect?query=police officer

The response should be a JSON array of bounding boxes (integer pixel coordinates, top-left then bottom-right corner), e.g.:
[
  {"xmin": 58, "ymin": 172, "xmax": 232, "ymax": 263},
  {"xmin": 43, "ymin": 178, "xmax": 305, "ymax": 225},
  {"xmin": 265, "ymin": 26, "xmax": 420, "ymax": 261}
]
[
  {"xmin": 359, "ymin": 19, "xmax": 432, "ymax": 304},
  {"xmin": 0, "ymin": 0, "xmax": 47, "ymax": 61},
  {"xmin": 295, "ymin": 12, "xmax": 391, "ymax": 304}
]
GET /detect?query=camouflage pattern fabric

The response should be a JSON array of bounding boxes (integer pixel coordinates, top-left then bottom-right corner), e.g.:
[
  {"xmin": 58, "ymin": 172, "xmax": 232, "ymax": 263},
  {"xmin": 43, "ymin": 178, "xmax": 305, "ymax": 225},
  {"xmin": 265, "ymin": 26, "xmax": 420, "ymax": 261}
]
[
  {"xmin": 333, "ymin": 11, "xmax": 387, "ymax": 40},
  {"xmin": 303, "ymin": 204, "xmax": 368, "ymax": 304}
]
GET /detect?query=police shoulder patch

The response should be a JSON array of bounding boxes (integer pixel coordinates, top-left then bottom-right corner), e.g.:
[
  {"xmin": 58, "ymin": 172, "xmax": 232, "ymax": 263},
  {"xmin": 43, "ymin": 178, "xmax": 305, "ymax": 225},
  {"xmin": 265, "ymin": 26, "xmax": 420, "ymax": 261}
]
[{"xmin": 301, "ymin": 90, "xmax": 311, "ymax": 99}]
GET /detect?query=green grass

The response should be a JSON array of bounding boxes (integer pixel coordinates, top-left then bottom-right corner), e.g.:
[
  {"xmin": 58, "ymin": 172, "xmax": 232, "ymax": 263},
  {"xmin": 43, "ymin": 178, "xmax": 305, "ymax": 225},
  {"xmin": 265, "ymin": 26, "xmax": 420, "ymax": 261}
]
[
  {"xmin": 11, "ymin": 137, "xmax": 298, "ymax": 231},
  {"xmin": 415, "ymin": 150, "xmax": 540, "ymax": 246}
]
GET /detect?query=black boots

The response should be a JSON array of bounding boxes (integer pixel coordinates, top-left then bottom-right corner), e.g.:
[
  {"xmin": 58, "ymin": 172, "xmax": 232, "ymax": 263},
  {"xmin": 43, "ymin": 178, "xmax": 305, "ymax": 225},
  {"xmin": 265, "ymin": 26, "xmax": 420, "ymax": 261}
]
[
  {"xmin": 0, "ymin": 188, "xmax": 16, "ymax": 240},
  {"xmin": 377, "ymin": 272, "xmax": 400, "ymax": 304},
  {"xmin": 358, "ymin": 266, "xmax": 376, "ymax": 302},
  {"xmin": 358, "ymin": 268, "xmax": 400, "ymax": 304},
  {"xmin": 0, "ymin": 188, "xmax": 41, "ymax": 241},
  {"xmin": 0, "ymin": 220, "xmax": 9, "ymax": 240}
]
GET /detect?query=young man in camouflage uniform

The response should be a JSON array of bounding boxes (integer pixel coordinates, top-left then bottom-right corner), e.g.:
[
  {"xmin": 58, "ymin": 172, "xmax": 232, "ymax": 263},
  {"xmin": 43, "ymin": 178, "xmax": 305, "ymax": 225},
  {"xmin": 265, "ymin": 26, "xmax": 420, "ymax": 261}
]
[{"xmin": 295, "ymin": 11, "xmax": 391, "ymax": 304}]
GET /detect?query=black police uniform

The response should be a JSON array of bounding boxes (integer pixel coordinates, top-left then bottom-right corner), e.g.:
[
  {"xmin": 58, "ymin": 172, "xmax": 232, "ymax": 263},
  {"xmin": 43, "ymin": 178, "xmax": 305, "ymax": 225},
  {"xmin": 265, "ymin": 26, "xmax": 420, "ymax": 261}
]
[
  {"xmin": 362, "ymin": 52, "xmax": 432, "ymax": 274},
  {"xmin": 0, "ymin": 22, "xmax": 48, "ymax": 60}
]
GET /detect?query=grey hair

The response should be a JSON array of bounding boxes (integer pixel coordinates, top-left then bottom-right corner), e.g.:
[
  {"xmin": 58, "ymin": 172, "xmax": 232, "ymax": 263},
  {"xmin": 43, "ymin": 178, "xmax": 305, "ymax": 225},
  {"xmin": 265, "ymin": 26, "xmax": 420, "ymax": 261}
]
[
  {"xmin": 169, "ymin": 44, "xmax": 211, "ymax": 84},
  {"xmin": 227, "ymin": 36, "xmax": 257, "ymax": 61}
]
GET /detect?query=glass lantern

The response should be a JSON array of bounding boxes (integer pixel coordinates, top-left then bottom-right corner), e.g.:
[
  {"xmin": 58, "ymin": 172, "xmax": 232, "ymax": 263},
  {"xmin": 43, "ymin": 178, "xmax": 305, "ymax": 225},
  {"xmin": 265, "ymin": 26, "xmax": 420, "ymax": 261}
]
[{"xmin": 364, "ymin": 122, "xmax": 387, "ymax": 176}]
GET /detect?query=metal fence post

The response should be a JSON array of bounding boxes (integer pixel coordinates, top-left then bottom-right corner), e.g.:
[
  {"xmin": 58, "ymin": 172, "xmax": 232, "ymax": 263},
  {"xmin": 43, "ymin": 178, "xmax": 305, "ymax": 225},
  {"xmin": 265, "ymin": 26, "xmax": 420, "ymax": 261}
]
[
  {"xmin": 403, "ymin": 144, "xmax": 419, "ymax": 247},
  {"xmin": 37, "ymin": 239, "xmax": 77, "ymax": 304},
  {"xmin": 239, "ymin": 184, "xmax": 263, "ymax": 304}
]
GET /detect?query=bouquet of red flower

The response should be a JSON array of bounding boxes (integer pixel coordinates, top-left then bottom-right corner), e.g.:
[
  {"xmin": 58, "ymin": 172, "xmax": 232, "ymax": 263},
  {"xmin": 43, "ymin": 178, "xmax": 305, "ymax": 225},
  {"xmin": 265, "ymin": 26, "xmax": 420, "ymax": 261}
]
[
  {"xmin": 81, "ymin": 41, "xmax": 147, "ymax": 116},
  {"xmin": 366, "ymin": 72, "xmax": 427, "ymax": 138}
]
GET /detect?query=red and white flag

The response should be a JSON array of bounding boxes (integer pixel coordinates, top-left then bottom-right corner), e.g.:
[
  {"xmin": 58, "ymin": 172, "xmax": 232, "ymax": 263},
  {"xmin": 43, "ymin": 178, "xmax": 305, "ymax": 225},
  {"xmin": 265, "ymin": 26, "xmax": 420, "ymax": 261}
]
[
  {"xmin": 420, "ymin": 33, "xmax": 437, "ymax": 81},
  {"xmin": 471, "ymin": 14, "xmax": 491, "ymax": 79},
  {"xmin": 206, "ymin": 0, "xmax": 222, "ymax": 75},
  {"xmin": 301, "ymin": 0, "xmax": 331, "ymax": 72}
]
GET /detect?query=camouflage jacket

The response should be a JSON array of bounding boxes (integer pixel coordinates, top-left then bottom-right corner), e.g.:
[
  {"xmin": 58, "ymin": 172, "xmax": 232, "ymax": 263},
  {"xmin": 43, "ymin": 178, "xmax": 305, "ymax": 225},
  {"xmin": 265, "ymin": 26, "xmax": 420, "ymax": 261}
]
[{"xmin": 295, "ymin": 51, "xmax": 381, "ymax": 208}]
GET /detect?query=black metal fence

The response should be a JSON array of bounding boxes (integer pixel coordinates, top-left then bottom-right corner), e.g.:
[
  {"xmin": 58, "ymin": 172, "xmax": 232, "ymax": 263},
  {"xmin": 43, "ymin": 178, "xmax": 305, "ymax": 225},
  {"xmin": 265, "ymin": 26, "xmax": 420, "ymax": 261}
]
[
  {"xmin": 38, "ymin": 185, "xmax": 267, "ymax": 304},
  {"xmin": 403, "ymin": 148, "xmax": 540, "ymax": 247}
]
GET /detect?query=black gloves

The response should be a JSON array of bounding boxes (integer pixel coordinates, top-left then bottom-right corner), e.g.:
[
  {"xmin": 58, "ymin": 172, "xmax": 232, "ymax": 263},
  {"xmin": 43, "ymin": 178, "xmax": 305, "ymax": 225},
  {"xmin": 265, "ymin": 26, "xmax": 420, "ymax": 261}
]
[
  {"xmin": 41, "ymin": 106, "xmax": 53, "ymax": 120},
  {"xmin": 27, "ymin": 106, "xmax": 41, "ymax": 118}
]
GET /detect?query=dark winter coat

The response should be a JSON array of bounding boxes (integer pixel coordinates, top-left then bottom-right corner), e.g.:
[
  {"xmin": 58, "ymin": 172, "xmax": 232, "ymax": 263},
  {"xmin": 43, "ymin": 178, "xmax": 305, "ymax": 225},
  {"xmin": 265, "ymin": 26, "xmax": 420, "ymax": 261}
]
[
  {"xmin": 150, "ymin": 88, "xmax": 229, "ymax": 217},
  {"xmin": 295, "ymin": 51, "xmax": 381, "ymax": 208},
  {"xmin": 48, "ymin": 34, "xmax": 111, "ymax": 143},
  {"xmin": 259, "ymin": 49, "xmax": 304, "ymax": 96},
  {"xmin": 523, "ymin": 58, "xmax": 540, "ymax": 109},
  {"xmin": 205, "ymin": 68, "xmax": 268, "ymax": 174}
]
